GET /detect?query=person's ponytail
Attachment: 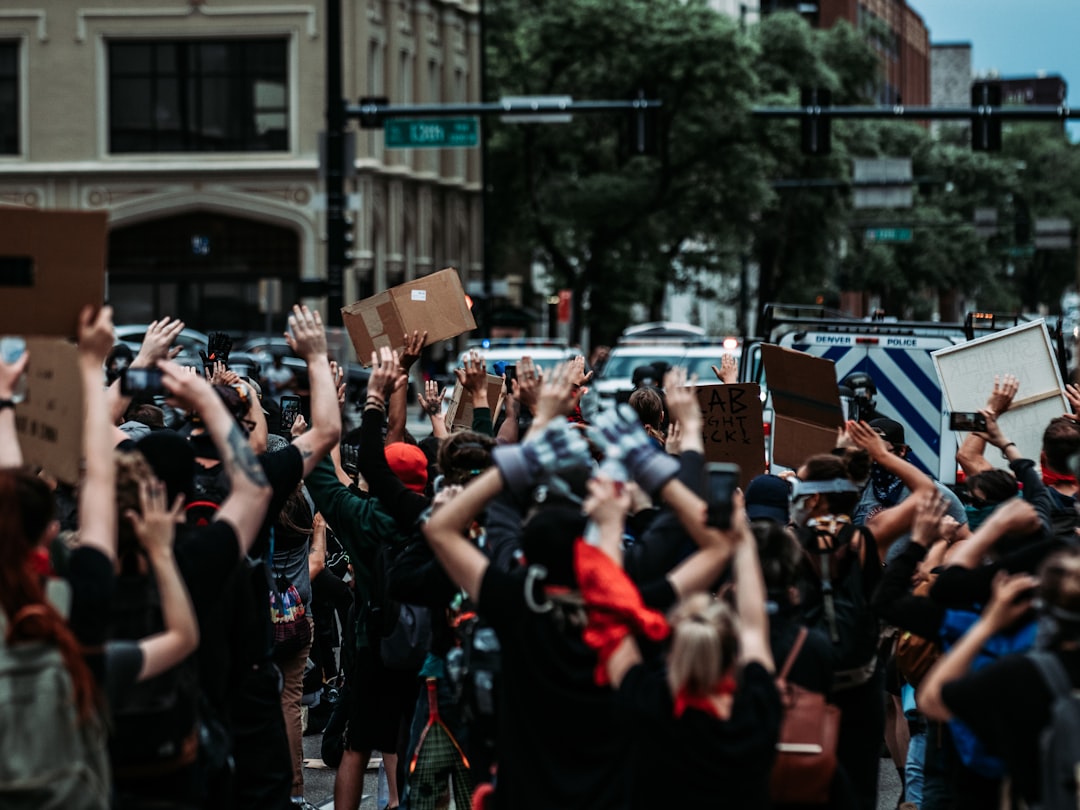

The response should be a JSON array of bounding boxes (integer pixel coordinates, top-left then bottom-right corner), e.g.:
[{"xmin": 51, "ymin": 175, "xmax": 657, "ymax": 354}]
[
  {"xmin": 0, "ymin": 471, "xmax": 98, "ymax": 723},
  {"xmin": 666, "ymin": 593, "xmax": 740, "ymax": 698}
]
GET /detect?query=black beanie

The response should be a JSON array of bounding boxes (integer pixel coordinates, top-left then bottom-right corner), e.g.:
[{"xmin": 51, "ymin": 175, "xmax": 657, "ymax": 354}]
[{"xmin": 136, "ymin": 429, "xmax": 197, "ymax": 503}]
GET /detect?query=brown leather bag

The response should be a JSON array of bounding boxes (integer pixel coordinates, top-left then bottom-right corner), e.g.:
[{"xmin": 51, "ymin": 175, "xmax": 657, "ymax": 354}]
[
  {"xmin": 769, "ymin": 627, "xmax": 842, "ymax": 806},
  {"xmin": 892, "ymin": 580, "xmax": 941, "ymax": 687}
]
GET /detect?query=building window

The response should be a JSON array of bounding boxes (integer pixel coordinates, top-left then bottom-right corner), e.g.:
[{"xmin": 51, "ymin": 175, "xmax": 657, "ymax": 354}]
[
  {"xmin": 0, "ymin": 42, "xmax": 18, "ymax": 155},
  {"xmin": 109, "ymin": 39, "xmax": 288, "ymax": 153}
]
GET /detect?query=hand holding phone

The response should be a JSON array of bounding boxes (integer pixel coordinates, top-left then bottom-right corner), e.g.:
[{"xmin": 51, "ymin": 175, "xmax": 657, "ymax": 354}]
[
  {"xmin": 949, "ymin": 411, "xmax": 988, "ymax": 432},
  {"xmin": 279, "ymin": 395, "xmax": 301, "ymax": 434},
  {"xmin": 121, "ymin": 367, "xmax": 166, "ymax": 397},
  {"xmin": 705, "ymin": 462, "xmax": 740, "ymax": 529}
]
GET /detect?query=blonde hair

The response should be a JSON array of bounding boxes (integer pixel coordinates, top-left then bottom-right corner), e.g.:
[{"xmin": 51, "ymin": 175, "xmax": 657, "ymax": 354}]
[
  {"xmin": 114, "ymin": 450, "xmax": 156, "ymax": 559},
  {"xmin": 666, "ymin": 592, "xmax": 740, "ymax": 698}
]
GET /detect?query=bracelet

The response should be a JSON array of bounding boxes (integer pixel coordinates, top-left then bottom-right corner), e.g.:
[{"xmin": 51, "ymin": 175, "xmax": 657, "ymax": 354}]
[
  {"xmin": 0, "ymin": 399, "xmax": 13, "ymax": 411},
  {"xmin": 365, "ymin": 396, "xmax": 386, "ymax": 409},
  {"xmin": 1001, "ymin": 441, "xmax": 1016, "ymax": 458}
]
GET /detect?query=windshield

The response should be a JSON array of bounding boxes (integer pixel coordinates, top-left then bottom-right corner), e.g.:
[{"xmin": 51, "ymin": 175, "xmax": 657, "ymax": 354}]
[{"xmin": 602, "ymin": 350, "xmax": 684, "ymax": 379}]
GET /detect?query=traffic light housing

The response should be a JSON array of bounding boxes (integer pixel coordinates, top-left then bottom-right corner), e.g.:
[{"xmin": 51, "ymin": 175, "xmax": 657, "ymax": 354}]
[
  {"xmin": 971, "ymin": 81, "xmax": 1002, "ymax": 152},
  {"xmin": 801, "ymin": 87, "xmax": 832, "ymax": 156}
]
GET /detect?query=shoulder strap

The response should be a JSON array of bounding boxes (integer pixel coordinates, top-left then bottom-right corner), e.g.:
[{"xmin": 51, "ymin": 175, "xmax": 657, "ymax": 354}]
[
  {"xmin": 1028, "ymin": 650, "xmax": 1074, "ymax": 700},
  {"xmin": 778, "ymin": 627, "xmax": 809, "ymax": 682}
]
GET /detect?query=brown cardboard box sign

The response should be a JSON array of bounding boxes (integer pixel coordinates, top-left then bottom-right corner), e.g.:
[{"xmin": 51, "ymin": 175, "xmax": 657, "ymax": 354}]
[
  {"xmin": 0, "ymin": 209, "xmax": 108, "ymax": 338},
  {"xmin": 695, "ymin": 383, "xmax": 765, "ymax": 488},
  {"xmin": 760, "ymin": 344, "xmax": 844, "ymax": 470},
  {"xmin": 341, "ymin": 267, "xmax": 476, "ymax": 365}
]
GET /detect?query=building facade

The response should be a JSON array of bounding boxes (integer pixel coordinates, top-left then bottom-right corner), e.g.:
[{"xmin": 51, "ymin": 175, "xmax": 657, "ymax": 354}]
[
  {"xmin": 0, "ymin": 0, "xmax": 483, "ymax": 333},
  {"xmin": 816, "ymin": 0, "xmax": 929, "ymax": 106}
]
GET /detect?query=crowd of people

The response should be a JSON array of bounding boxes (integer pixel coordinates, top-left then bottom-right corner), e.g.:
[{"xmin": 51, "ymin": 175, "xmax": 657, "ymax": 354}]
[{"xmin": 3, "ymin": 305, "xmax": 1080, "ymax": 810}]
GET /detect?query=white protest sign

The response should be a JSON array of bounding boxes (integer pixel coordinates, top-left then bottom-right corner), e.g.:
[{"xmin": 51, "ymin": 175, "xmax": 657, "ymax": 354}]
[
  {"xmin": 932, "ymin": 320, "xmax": 1068, "ymax": 467},
  {"xmin": 16, "ymin": 338, "xmax": 85, "ymax": 484}
]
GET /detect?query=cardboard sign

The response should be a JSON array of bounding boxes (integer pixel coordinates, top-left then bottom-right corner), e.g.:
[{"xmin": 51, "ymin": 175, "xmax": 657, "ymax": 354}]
[
  {"xmin": 16, "ymin": 338, "xmax": 85, "ymax": 484},
  {"xmin": 444, "ymin": 374, "xmax": 506, "ymax": 431},
  {"xmin": 761, "ymin": 344, "xmax": 844, "ymax": 470},
  {"xmin": 342, "ymin": 267, "xmax": 476, "ymax": 365},
  {"xmin": 695, "ymin": 383, "xmax": 765, "ymax": 488},
  {"xmin": 932, "ymin": 320, "xmax": 1068, "ymax": 467},
  {"xmin": 0, "ymin": 209, "xmax": 108, "ymax": 338}
]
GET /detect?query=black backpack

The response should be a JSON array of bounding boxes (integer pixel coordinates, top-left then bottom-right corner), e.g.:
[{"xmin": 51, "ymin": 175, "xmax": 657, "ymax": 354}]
[
  {"xmin": 108, "ymin": 571, "xmax": 202, "ymax": 779},
  {"xmin": 799, "ymin": 522, "xmax": 880, "ymax": 682},
  {"xmin": 185, "ymin": 464, "xmax": 231, "ymax": 527},
  {"xmin": 1027, "ymin": 650, "xmax": 1080, "ymax": 810},
  {"xmin": 367, "ymin": 541, "xmax": 432, "ymax": 672}
]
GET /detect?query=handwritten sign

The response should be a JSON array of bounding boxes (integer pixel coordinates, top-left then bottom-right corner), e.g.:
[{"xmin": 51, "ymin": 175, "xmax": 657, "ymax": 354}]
[
  {"xmin": 696, "ymin": 384, "xmax": 765, "ymax": 487},
  {"xmin": 16, "ymin": 338, "xmax": 84, "ymax": 483},
  {"xmin": 933, "ymin": 320, "xmax": 1068, "ymax": 467}
]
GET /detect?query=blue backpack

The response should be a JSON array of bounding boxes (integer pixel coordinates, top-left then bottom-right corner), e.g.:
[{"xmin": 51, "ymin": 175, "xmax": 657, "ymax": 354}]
[{"xmin": 939, "ymin": 609, "xmax": 1038, "ymax": 779}]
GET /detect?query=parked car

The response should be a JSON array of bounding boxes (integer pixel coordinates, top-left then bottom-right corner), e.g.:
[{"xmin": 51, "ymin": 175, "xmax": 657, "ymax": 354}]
[
  {"xmin": 114, "ymin": 324, "xmax": 210, "ymax": 370},
  {"xmin": 593, "ymin": 337, "xmax": 742, "ymax": 407}
]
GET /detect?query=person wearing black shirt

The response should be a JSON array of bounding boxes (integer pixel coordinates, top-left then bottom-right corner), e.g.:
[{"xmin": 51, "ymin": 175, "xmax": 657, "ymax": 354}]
[{"xmin": 920, "ymin": 548, "xmax": 1080, "ymax": 808}]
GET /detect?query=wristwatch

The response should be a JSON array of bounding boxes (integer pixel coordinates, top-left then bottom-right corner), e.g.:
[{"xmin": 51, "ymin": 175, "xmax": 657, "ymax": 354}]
[{"xmin": 0, "ymin": 398, "xmax": 15, "ymax": 411}]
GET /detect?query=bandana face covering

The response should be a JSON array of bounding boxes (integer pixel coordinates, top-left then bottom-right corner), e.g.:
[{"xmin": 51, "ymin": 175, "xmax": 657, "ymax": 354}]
[
  {"xmin": 964, "ymin": 503, "xmax": 997, "ymax": 530},
  {"xmin": 870, "ymin": 462, "xmax": 904, "ymax": 507}
]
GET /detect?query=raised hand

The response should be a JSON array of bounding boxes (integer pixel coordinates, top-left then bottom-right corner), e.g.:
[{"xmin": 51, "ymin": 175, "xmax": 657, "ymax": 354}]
[
  {"xmin": 77, "ymin": 305, "xmax": 115, "ymax": 366},
  {"xmin": 400, "ymin": 330, "xmax": 428, "ymax": 372},
  {"xmin": 987, "ymin": 373, "xmax": 1019, "ymax": 416},
  {"xmin": 512, "ymin": 355, "xmax": 541, "ymax": 412},
  {"xmin": 290, "ymin": 413, "xmax": 308, "ymax": 438},
  {"xmin": 663, "ymin": 366, "xmax": 699, "ymax": 427},
  {"xmin": 419, "ymin": 379, "xmax": 444, "ymax": 415},
  {"xmin": 711, "ymin": 353, "xmax": 738, "ymax": 384},
  {"xmin": 0, "ymin": 348, "xmax": 28, "ymax": 399},
  {"xmin": 910, "ymin": 492, "xmax": 949, "ymax": 548},
  {"xmin": 285, "ymin": 304, "xmax": 328, "ymax": 360},
  {"xmin": 846, "ymin": 419, "xmax": 891, "ymax": 460},
  {"xmin": 135, "ymin": 317, "xmax": 185, "ymax": 367},
  {"xmin": 329, "ymin": 360, "xmax": 346, "ymax": 408},
  {"xmin": 454, "ymin": 350, "xmax": 488, "ymax": 396},
  {"xmin": 368, "ymin": 346, "xmax": 406, "ymax": 403},
  {"xmin": 125, "ymin": 476, "xmax": 185, "ymax": 556},
  {"xmin": 533, "ymin": 362, "xmax": 580, "ymax": 425}
]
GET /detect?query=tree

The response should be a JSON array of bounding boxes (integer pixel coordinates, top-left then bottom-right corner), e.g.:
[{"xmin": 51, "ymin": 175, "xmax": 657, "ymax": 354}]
[{"xmin": 485, "ymin": 0, "xmax": 769, "ymax": 344}]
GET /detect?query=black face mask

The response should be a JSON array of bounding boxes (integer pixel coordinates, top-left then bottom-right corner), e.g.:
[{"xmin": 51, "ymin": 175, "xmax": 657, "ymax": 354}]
[{"xmin": 870, "ymin": 462, "xmax": 904, "ymax": 507}]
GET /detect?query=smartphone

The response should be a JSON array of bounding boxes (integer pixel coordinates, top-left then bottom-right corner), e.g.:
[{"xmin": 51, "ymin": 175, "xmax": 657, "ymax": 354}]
[
  {"xmin": 280, "ymin": 395, "xmax": 301, "ymax": 433},
  {"xmin": 121, "ymin": 367, "xmax": 166, "ymax": 397},
  {"xmin": 705, "ymin": 462, "xmax": 741, "ymax": 530},
  {"xmin": 505, "ymin": 364, "xmax": 517, "ymax": 388},
  {"xmin": 950, "ymin": 411, "xmax": 987, "ymax": 432}
]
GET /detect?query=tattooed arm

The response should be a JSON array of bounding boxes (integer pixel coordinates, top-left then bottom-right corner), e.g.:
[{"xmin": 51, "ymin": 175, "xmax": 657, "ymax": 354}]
[{"xmin": 159, "ymin": 361, "xmax": 272, "ymax": 558}]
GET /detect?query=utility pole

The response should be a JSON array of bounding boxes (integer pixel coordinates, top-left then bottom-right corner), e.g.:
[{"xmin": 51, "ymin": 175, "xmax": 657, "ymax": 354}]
[{"xmin": 325, "ymin": 0, "xmax": 347, "ymax": 326}]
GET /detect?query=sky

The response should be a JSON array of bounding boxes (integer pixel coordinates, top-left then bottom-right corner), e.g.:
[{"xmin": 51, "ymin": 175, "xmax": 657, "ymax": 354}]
[{"xmin": 913, "ymin": 0, "xmax": 1079, "ymax": 138}]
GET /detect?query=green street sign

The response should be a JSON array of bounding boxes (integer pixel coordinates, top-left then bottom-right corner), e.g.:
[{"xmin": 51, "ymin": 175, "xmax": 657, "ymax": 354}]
[
  {"xmin": 384, "ymin": 118, "xmax": 479, "ymax": 149},
  {"xmin": 865, "ymin": 227, "xmax": 913, "ymax": 243}
]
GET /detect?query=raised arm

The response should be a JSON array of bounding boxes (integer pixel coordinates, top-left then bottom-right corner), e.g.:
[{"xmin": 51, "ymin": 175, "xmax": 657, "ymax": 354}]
[
  {"xmin": 286, "ymin": 305, "xmax": 342, "ymax": 475},
  {"xmin": 919, "ymin": 571, "xmax": 1038, "ymax": 721},
  {"xmin": 0, "ymin": 349, "xmax": 29, "ymax": 468},
  {"xmin": 158, "ymin": 361, "xmax": 271, "ymax": 557},
  {"xmin": 77, "ymin": 305, "xmax": 119, "ymax": 563},
  {"xmin": 422, "ymin": 467, "xmax": 502, "ymax": 599},
  {"xmin": 125, "ymin": 477, "xmax": 199, "ymax": 681},
  {"xmin": 418, "ymin": 379, "xmax": 449, "ymax": 440},
  {"xmin": 731, "ymin": 499, "xmax": 773, "ymax": 672},
  {"xmin": 956, "ymin": 374, "xmax": 1018, "ymax": 476},
  {"xmin": 663, "ymin": 367, "xmax": 704, "ymax": 456},
  {"xmin": 387, "ymin": 330, "xmax": 426, "ymax": 444},
  {"xmin": 109, "ymin": 316, "xmax": 186, "ymax": 424}
]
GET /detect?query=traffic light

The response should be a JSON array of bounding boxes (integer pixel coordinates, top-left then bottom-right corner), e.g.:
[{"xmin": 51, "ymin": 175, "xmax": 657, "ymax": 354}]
[
  {"xmin": 801, "ymin": 87, "xmax": 831, "ymax": 156},
  {"xmin": 971, "ymin": 81, "xmax": 1002, "ymax": 152}
]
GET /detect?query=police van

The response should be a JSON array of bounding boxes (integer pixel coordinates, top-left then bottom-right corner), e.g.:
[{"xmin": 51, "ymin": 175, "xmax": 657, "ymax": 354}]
[{"xmin": 742, "ymin": 305, "xmax": 971, "ymax": 484}]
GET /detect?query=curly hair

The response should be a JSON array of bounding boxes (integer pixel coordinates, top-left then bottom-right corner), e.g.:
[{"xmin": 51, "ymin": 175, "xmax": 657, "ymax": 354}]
[{"xmin": 437, "ymin": 430, "xmax": 496, "ymax": 486}]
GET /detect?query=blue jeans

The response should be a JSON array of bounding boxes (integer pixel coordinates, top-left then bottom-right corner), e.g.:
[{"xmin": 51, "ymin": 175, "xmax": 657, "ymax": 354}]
[{"xmin": 906, "ymin": 727, "xmax": 926, "ymax": 806}]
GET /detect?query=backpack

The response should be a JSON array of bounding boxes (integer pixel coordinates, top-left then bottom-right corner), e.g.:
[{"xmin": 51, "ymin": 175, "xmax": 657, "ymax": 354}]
[
  {"xmin": 1027, "ymin": 650, "xmax": 1080, "ymax": 810},
  {"xmin": 367, "ymin": 541, "xmax": 432, "ymax": 672},
  {"xmin": 799, "ymin": 521, "xmax": 880, "ymax": 687},
  {"xmin": 0, "ymin": 603, "xmax": 111, "ymax": 810},
  {"xmin": 893, "ymin": 579, "xmax": 941, "ymax": 687},
  {"xmin": 108, "ymin": 571, "xmax": 203, "ymax": 779},
  {"xmin": 938, "ymin": 610, "xmax": 1038, "ymax": 780},
  {"xmin": 185, "ymin": 464, "xmax": 231, "ymax": 527}
]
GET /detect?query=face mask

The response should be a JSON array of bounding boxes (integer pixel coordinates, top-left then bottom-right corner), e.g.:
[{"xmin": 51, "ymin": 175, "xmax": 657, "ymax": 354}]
[
  {"xmin": 964, "ymin": 503, "xmax": 996, "ymax": 530},
  {"xmin": 790, "ymin": 495, "xmax": 813, "ymax": 527},
  {"xmin": 870, "ymin": 462, "xmax": 904, "ymax": 507}
]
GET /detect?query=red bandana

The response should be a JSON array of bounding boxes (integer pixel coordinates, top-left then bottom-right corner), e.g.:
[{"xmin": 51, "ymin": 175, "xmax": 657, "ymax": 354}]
[
  {"xmin": 1043, "ymin": 468, "xmax": 1079, "ymax": 489},
  {"xmin": 575, "ymin": 540, "xmax": 670, "ymax": 686},
  {"xmin": 27, "ymin": 548, "xmax": 53, "ymax": 578},
  {"xmin": 673, "ymin": 676, "xmax": 738, "ymax": 719}
]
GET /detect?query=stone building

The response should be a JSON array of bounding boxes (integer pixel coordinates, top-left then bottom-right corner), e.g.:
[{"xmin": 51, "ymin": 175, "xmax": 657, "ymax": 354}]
[{"xmin": 0, "ymin": 0, "xmax": 482, "ymax": 333}]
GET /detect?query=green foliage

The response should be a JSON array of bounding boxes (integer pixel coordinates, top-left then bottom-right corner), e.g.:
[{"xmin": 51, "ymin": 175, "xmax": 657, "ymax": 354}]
[{"xmin": 485, "ymin": 1, "xmax": 1080, "ymax": 339}]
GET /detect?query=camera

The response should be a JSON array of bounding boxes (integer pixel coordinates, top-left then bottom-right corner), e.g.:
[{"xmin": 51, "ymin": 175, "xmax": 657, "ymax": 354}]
[
  {"xmin": 705, "ymin": 462, "xmax": 740, "ymax": 529},
  {"xmin": 121, "ymin": 367, "xmax": 166, "ymax": 397},
  {"xmin": 949, "ymin": 411, "xmax": 987, "ymax": 432}
]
